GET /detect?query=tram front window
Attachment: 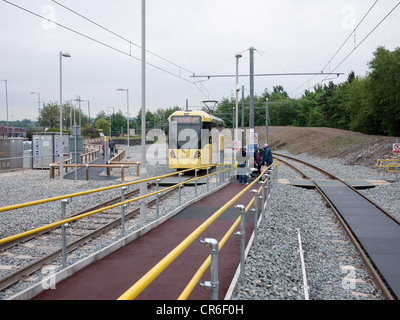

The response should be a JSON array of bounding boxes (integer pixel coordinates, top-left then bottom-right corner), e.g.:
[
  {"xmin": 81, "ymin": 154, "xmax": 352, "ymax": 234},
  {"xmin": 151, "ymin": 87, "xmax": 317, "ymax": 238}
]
[{"xmin": 169, "ymin": 116, "xmax": 201, "ymax": 150}]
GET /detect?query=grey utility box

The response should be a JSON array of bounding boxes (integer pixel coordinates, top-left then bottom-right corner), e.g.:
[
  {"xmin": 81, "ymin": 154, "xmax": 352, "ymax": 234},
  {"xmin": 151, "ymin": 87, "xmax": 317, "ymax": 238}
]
[
  {"xmin": 0, "ymin": 138, "xmax": 23, "ymax": 171},
  {"xmin": 69, "ymin": 136, "xmax": 83, "ymax": 164},
  {"xmin": 32, "ymin": 133, "xmax": 69, "ymax": 169}
]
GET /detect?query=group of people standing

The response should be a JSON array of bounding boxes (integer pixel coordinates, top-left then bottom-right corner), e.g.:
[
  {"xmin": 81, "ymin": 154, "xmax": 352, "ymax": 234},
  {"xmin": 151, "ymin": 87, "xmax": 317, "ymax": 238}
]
[
  {"xmin": 102, "ymin": 139, "xmax": 116, "ymax": 159},
  {"xmin": 236, "ymin": 143, "xmax": 273, "ymax": 184}
]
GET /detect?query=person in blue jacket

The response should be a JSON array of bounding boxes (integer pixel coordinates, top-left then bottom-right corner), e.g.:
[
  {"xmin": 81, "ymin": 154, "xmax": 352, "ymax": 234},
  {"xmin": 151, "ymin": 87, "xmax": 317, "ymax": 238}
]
[{"xmin": 262, "ymin": 143, "xmax": 273, "ymax": 168}]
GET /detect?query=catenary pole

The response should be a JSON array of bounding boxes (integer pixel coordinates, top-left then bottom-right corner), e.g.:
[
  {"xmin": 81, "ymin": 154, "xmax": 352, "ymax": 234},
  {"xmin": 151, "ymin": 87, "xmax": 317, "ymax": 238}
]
[{"xmin": 140, "ymin": 0, "xmax": 147, "ymax": 224}]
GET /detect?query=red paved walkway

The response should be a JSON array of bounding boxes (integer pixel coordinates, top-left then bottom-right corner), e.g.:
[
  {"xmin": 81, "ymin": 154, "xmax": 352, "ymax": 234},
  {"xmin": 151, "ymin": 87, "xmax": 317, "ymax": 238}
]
[{"xmin": 33, "ymin": 182, "xmax": 261, "ymax": 300}]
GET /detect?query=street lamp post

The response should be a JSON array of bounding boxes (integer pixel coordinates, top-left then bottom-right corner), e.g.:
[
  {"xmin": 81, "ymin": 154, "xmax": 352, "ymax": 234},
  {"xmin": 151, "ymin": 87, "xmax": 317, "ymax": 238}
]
[
  {"xmin": 59, "ymin": 51, "xmax": 71, "ymax": 180},
  {"xmin": 140, "ymin": 0, "xmax": 147, "ymax": 224},
  {"xmin": 117, "ymin": 88, "xmax": 130, "ymax": 148},
  {"xmin": 0, "ymin": 80, "xmax": 8, "ymax": 136},
  {"xmin": 81, "ymin": 100, "xmax": 90, "ymax": 127},
  {"xmin": 30, "ymin": 92, "xmax": 41, "ymax": 127},
  {"xmin": 235, "ymin": 53, "xmax": 242, "ymax": 143},
  {"xmin": 108, "ymin": 107, "xmax": 115, "ymax": 138}
]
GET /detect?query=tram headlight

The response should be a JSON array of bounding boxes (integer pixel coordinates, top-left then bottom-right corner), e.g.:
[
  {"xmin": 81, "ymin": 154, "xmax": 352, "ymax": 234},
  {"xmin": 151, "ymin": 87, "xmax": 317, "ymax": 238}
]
[
  {"xmin": 169, "ymin": 150, "xmax": 176, "ymax": 158},
  {"xmin": 194, "ymin": 150, "xmax": 201, "ymax": 158}
]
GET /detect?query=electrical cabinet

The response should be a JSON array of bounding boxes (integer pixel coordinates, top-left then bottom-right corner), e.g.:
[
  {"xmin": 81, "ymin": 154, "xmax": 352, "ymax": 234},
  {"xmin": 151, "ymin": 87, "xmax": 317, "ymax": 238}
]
[{"xmin": 32, "ymin": 133, "xmax": 69, "ymax": 169}]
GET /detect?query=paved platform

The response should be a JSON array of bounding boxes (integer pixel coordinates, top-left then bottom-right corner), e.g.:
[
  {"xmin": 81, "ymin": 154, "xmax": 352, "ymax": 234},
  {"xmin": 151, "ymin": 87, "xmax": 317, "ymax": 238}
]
[{"xmin": 32, "ymin": 182, "xmax": 261, "ymax": 300}]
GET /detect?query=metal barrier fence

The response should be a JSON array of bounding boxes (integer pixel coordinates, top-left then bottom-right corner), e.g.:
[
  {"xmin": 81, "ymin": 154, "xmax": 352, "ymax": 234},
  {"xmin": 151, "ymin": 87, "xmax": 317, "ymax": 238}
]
[
  {"xmin": 376, "ymin": 159, "xmax": 400, "ymax": 171},
  {"xmin": 118, "ymin": 161, "xmax": 279, "ymax": 300},
  {"xmin": 0, "ymin": 164, "xmax": 229, "ymax": 263},
  {"xmin": 0, "ymin": 161, "xmax": 279, "ymax": 300},
  {"xmin": 376, "ymin": 158, "xmax": 400, "ymax": 182}
]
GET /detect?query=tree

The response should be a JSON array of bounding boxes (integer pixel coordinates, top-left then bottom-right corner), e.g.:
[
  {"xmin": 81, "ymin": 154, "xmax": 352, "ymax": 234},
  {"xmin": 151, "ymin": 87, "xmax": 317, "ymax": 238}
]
[
  {"xmin": 64, "ymin": 101, "xmax": 88, "ymax": 129},
  {"xmin": 367, "ymin": 46, "xmax": 400, "ymax": 136},
  {"xmin": 38, "ymin": 101, "xmax": 88, "ymax": 130},
  {"xmin": 110, "ymin": 110, "xmax": 127, "ymax": 135},
  {"xmin": 94, "ymin": 118, "xmax": 110, "ymax": 136},
  {"xmin": 39, "ymin": 102, "xmax": 59, "ymax": 128}
]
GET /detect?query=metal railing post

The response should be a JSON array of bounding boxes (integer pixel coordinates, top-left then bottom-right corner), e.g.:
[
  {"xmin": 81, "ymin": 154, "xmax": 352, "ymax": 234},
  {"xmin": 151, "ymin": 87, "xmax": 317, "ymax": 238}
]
[
  {"xmin": 206, "ymin": 167, "xmax": 210, "ymax": 192},
  {"xmin": 272, "ymin": 164, "xmax": 278, "ymax": 194},
  {"xmin": 156, "ymin": 179, "xmax": 161, "ymax": 219},
  {"xmin": 265, "ymin": 173, "xmax": 270, "ymax": 213},
  {"xmin": 234, "ymin": 204, "xmax": 246, "ymax": 285},
  {"xmin": 270, "ymin": 166, "xmax": 274, "ymax": 196},
  {"xmin": 199, "ymin": 237, "xmax": 219, "ymax": 300},
  {"xmin": 120, "ymin": 186, "xmax": 127, "ymax": 202},
  {"xmin": 178, "ymin": 172, "xmax": 183, "ymax": 206},
  {"xmin": 251, "ymin": 189, "xmax": 258, "ymax": 247},
  {"xmin": 121, "ymin": 204, "xmax": 127, "ymax": 237},
  {"xmin": 195, "ymin": 169, "xmax": 199, "ymax": 197},
  {"xmin": 60, "ymin": 199, "xmax": 70, "ymax": 268},
  {"xmin": 260, "ymin": 181, "xmax": 266, "ymax": 222}
]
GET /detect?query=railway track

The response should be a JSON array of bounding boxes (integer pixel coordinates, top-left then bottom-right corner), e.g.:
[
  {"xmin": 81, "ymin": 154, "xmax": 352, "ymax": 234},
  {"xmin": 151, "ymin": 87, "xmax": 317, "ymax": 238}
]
[
  {"xmin": 273, "ymin": 152, "xmax": 399, "ymax": 300},
  {"xmin": 0, "ymin": 182, "xmax": 178, "ymax": 292}
]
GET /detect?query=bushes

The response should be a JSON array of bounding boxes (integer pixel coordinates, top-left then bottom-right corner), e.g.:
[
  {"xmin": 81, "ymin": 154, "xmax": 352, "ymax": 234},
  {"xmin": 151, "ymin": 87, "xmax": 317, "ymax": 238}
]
[{"xmin": 82, "ymin": 127, "xmax": 100, "ymax": 138}]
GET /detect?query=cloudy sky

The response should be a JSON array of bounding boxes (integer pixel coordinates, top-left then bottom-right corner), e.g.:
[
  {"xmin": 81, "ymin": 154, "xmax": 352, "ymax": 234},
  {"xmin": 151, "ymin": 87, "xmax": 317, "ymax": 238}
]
[{"xmin": 0, "ymin": 0, "xmax": 399, "ymax": 122}]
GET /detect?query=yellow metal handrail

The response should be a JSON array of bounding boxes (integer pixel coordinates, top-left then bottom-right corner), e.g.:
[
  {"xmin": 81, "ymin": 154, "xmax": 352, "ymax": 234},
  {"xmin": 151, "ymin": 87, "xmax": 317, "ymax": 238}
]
[
  {"xmin": 387, "ymin": 163, "xmax": 400, "ymax": 172},
  {"xmin": 0, "ymin": 165, "xmax": 223, "ymax": 246},
  {"xmin": 0, "ymin": 167, "xmax": 199, "ymax": 213},
  {"xmin": 177, "ymin": 183, "xmax": 264, "ymax": 300},
  {"xmin": 117, "ymin": 162, "xmax": 276, "ymax": 300},
  {"xmin": 376, "ymin": 159, "xmax": 400, "ymax": 172}
]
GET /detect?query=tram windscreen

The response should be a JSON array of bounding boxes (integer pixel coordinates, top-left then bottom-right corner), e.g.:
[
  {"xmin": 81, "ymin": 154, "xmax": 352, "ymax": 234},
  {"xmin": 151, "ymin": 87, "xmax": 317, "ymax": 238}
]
[{"xmin": 169, "ymin": 116, "xmax": 202, "ymax": 149}]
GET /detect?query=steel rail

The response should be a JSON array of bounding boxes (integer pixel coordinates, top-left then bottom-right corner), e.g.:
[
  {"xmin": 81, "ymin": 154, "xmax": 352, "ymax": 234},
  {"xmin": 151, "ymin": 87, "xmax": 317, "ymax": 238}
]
[
  {"xmin": 273, "ymin": 153, "xmax": 396, "ymax": 300},
  {"xmin": 0, "ymin": 185, "xmax": 174, "ymax": 292},
  {"xmin": 0, "ymin": 186, "xmax": 149, "ymax": 251},
  {"xmin": 0, "ymin": 167, "xmax": 225, "ymax": 292},
  {"xmin": 0, "ymin": 167, "xmax": 224, "ymax": 246},
  {"xmin": 0, "ymin": 167, "xmax": 199, "ymax": 213}
]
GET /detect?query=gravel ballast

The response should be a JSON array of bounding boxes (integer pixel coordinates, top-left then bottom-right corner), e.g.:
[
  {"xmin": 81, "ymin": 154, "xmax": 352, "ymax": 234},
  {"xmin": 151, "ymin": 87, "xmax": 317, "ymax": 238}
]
[{"xmin": 1, "ymin": 146, "xmax": 398, "ymax": 300}]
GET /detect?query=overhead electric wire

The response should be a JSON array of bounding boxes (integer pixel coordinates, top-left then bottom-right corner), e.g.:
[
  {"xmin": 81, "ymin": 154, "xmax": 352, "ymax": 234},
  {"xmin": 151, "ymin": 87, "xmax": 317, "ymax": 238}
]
[
  {"xmin": 51, "ymin": 0, "xmax": 196, "ymax": 76},
  {"xmin": 2, "ymin": 0, "xmax": 213, "ymax": 100},
  {"xmin": 255, "ymin": 48, "xmax": 318, "ymax": 74},
  {"xmin": 320, "ymin": 0, "xmax": 379, "ymax": 73},
  {"xmin": 323, "ymin": 1, "xmax": 400, "ymax": 77},
  {"xmin": 290, "ymin": 0, "xmax": 384, "ymax": 97}
]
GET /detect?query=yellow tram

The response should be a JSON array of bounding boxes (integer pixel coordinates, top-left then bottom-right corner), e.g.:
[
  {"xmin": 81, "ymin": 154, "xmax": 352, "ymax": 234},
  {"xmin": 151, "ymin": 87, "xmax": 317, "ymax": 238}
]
[{"xmin": 168, "ymin": 110, "xmax": 225, "ymax": 170}]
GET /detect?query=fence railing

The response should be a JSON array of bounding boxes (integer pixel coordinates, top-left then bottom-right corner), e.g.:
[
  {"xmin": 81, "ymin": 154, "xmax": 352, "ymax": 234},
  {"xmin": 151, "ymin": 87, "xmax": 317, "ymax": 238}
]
[
  {"xmin": 0, "ymin": 164, "xmax": 226, "ymax": 250},
  {"xmin": 0, "ymin": 160, "xmax": 279, "ymax": 300},
  {"xmin": 118, "ymin": 161, "xmax": 279, "ymax": 300}
]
